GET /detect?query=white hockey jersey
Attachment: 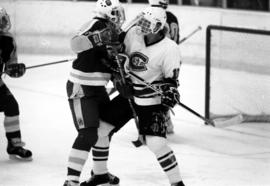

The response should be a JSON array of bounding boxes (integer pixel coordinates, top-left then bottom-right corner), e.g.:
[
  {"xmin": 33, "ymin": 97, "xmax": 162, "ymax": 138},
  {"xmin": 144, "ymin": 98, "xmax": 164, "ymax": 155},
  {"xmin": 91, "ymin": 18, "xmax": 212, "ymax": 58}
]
[{"xmin": 124, "ymin": 26, "xmax": 181, "ymax": 106}]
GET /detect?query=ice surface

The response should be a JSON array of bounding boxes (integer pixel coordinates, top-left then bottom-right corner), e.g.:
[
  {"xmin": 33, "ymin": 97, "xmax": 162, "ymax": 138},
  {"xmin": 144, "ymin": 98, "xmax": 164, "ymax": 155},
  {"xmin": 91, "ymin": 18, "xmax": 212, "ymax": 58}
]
[{"xmin": 0, "ymin": 55, "xmax": 270, "ymax": 186}]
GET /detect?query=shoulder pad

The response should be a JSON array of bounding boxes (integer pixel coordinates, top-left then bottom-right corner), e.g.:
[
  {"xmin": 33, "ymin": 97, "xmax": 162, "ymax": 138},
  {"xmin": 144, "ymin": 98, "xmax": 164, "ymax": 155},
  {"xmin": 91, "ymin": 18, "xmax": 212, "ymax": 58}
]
[{"xmin": 78, "ymin": 19, "xmax": 107, "ymax": 36}]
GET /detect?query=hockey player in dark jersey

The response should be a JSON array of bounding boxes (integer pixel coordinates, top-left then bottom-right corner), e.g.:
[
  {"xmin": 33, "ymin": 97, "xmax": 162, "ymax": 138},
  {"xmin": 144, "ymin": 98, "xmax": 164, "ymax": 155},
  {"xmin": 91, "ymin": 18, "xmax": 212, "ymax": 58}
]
[
  {"xmin": 63, "ymin": 0, "xmax": 127, "ymax": 185},
  {"xmin": 149, "ymin": 0, "xmax": 180, "ymax": 134},
  {"xmin": 0, "ymin": 7, "xmax": 32, "ymax": 161}
]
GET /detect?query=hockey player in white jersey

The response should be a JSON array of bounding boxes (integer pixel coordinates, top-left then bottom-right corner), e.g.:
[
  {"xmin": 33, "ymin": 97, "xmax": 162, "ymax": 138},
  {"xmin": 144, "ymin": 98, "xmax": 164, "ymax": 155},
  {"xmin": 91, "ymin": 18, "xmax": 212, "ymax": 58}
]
[
  {"xmin": 123, "ymin": 6, "xmax": 185, "ymax": 186},
  {"xmin": 149, "ymin": 0, "xmax": 181, "ymax": 134}
]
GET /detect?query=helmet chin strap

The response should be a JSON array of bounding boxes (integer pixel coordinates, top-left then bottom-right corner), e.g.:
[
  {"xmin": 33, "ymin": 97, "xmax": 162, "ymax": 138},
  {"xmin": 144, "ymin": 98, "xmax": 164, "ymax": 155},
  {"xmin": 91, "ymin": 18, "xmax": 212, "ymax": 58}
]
[{"xmin": 143, "ymin": 31, "xmax": 165, "ymax": 46}]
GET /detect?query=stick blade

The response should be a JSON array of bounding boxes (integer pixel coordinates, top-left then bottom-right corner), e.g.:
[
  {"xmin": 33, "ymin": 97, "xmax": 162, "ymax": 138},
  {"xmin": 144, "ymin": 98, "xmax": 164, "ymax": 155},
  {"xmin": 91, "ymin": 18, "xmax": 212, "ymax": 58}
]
[
  {"xmin": 132, "ymin": 139, "xmax": 143, "ymax": 147},
  {"xmin": 213, "ymin": 114, "xmax": 244, "ymax": 128},
  {"xmin": 131, "ymin": 135, "xmax": 145, "ymax": 148}
]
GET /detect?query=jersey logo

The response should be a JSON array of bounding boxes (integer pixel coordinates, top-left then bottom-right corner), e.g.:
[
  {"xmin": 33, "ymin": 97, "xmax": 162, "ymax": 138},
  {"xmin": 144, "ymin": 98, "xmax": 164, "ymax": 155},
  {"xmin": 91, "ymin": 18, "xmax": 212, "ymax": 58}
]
[{"xmin": 129, "ymin": 52, "xmax": 148, "ymax": 72}]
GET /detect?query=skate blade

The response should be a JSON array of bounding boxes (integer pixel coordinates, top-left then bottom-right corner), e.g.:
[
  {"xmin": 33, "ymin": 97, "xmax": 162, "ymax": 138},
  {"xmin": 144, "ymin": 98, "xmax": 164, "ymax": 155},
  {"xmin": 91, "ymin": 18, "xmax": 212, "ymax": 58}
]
[{"xmin": 9, "ymin": 154, "xmax": 33, "ymax": 161}]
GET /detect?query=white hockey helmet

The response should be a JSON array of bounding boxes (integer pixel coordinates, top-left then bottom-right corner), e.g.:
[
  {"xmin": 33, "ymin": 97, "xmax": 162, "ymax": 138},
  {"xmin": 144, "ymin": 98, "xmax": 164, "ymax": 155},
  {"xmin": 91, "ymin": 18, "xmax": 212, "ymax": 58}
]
[
  {"xmin": 95, "ymin": 0, "xmax": 125, "ymax": 26},
  {"xmin": 0, "ymin": 7, "xmax": 11, "ymax": 32},
  {"xmin": 136, "ymin": 7, "xmax": 166, "ymax": 35},
  {"xmin": 148, "ymin": 0, "xmax": 169, "ymax": 9}
]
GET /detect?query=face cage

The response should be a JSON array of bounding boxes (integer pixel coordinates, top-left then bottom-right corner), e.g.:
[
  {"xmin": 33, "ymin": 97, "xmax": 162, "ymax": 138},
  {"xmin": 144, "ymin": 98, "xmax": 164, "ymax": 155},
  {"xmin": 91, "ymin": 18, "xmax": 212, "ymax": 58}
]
[
  {"xmin": 110, "ymin": 7, "xmax": 125, "ymax": 26},
  {"xmin": 0, "ymin": 14, "xmax": 11, "ymax": 31},
  {"xmin": 137, "ymin": 17, "xmax": 152, "ymax": 35}
]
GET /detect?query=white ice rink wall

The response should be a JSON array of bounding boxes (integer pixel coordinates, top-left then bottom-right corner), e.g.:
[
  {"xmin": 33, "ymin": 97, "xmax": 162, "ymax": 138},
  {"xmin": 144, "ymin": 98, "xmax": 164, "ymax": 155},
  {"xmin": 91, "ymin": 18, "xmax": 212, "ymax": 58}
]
[{"xmin": 1, "ymin": 0, "xmax": 270, "ymax": 65}]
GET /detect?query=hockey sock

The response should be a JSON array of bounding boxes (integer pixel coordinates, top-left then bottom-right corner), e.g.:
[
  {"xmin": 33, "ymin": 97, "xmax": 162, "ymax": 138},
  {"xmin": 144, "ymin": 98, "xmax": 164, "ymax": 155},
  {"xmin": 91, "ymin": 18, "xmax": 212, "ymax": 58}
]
[
  {"xmin": 92, "ymin": 136, "xmax": 110, "ymax": 175},
  {"xmin": 155, "ymin": 145, "xmax": 182, "ymax": 184},
  {"xmin": 67, "ymin": 148, "xmax": 89, "ymax": 182},
  {"xmin": 4, "ymin": 116, "xmax": 21, "ymax": 140},
  {"xmin": 67, "ymin": 128, "xmax": 98, "ymax": 182}
]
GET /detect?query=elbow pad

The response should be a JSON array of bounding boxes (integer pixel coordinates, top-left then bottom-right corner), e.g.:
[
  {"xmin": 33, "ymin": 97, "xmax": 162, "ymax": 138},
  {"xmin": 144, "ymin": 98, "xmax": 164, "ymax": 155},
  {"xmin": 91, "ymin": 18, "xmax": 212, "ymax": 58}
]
[{"xmin": 70, "ymin": 35, "xmax": 93, "ymax": 53}]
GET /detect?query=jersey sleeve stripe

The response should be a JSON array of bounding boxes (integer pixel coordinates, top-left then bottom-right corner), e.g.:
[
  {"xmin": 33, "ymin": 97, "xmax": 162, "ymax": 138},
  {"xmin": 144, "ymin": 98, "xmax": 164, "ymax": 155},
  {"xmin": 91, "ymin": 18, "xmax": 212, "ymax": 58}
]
[{"xmin": 69, "ymin": 69, "xmax": 111, "ymax": 86}]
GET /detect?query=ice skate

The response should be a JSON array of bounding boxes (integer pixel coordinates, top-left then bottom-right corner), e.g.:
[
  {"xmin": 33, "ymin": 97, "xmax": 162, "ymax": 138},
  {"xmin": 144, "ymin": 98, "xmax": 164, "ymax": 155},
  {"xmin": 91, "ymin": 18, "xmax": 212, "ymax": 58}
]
[
  {"xmin": 80, "ymin": 171, "xmax": 119, "ymax": 186},
  {"xmin": 107, "ymin": 172, "xmax": 120, "ymax": 185},
  {"xmin": 7, "ymin": 138, "xmax": 32, "ymax": 161},
  {"xmin": 63, "ymin": 180, "xmax": 79, "ymax": 186},
  {"xmin": 90, "ymin": 171, "xmax": 119, "ymax": 186}
]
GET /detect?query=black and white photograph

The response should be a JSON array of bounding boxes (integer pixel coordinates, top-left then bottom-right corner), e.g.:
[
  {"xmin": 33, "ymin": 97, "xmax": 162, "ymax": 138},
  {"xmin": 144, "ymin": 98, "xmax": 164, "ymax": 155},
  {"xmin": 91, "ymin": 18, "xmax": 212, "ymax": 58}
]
[{"xmin": 0, "ymin": 0, "xmax": 270, "ymax": 185}]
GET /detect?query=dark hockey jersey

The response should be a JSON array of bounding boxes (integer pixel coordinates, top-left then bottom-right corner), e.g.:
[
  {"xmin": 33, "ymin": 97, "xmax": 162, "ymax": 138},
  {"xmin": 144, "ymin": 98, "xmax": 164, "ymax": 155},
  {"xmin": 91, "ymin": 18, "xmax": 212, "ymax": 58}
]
[
  {"xmin": 69, "ymin": 17, "xmax": 118, "ymax": 86},
  {"xmin": 166, "ymin": 11, "xmax": 180, "ymax": 44},
  {"xmin": 0, "ymin": 31, "xmax": 18, "ymax": 85}
]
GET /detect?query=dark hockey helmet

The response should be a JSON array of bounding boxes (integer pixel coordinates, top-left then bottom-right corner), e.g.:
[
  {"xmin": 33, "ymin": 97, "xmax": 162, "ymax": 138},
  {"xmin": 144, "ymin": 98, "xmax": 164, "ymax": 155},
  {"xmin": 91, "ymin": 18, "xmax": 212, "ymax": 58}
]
[{"xmin": 0, "ymin": 7, "xmax": 11, "ymax": 32}]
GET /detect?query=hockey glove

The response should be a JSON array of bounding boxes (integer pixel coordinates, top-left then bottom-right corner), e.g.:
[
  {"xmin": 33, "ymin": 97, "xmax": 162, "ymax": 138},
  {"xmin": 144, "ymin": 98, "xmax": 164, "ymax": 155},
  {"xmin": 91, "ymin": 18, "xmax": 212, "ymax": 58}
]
[
  {"xmin": 87, "ymin": 25, "xmax": 121, "ymax": 47},
  {"xmin": 5, "ymin": 63, "xmax": 26, "ymax": 78},
  {"xmin": 86, "ymin": 28, "xmax": 112, "ymax": 48},
  {"xmin": 161, "ymin": 86, "xmax": 180, "ymax": 108},
  {"xmin": 112, "ymin": 72, "xmax": 134, "ymax": 99}
]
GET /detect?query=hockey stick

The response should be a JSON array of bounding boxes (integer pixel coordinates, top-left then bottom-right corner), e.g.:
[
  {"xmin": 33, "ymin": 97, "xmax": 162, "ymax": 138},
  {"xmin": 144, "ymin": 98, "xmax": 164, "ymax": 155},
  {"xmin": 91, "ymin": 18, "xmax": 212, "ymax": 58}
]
[
  {"xmin": 26, "ymin": 58, "xmax": 75, "ymax": 70},
  {"xmin": 127, "ymin": 71, "xmax": 215, "ymax": 126},
  {"xmin": 1, "ymin": 58, "xmax": 75, "ymax": 76},
  {"xmin": 111, "ymin": 52, "xmax": 142, "ymax": 147},
  {"xmin": 179, "ymin": 26, "xmax": 202, "ymax": 44},
  {"xmin": 128, "ymin": 71, "xmax": 246, "ymax": 127}
]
